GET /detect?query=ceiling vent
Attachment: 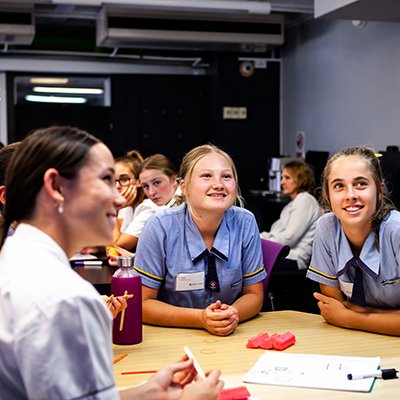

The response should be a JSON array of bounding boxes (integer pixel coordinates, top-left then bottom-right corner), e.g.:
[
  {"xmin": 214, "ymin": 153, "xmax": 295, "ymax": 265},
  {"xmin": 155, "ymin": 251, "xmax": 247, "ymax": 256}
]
[
  {"xmin": 0, "ymin": 5, "xmax": 35, "ymax": 45},
  {"xmin": 96, "ymin": 4, "xmax": 284, "ymax": 53}
]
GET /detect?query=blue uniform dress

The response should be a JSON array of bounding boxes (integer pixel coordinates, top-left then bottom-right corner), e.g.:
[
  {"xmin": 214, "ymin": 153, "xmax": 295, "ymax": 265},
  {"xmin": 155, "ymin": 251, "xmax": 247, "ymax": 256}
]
[
  {"xmin": 307, "ymin": 211, "xmax": 400, "ymax": 308},
  {"xmin": 134, "ymin": 203, "xmax": 266, "ymax": 308}
]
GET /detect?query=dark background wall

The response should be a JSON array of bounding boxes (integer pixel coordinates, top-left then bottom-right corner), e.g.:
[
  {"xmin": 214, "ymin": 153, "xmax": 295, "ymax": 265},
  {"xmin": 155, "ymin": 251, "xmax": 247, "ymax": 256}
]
[{"xmin": 9, "ymin": 55, "xmax": 280, "ymax": 193}]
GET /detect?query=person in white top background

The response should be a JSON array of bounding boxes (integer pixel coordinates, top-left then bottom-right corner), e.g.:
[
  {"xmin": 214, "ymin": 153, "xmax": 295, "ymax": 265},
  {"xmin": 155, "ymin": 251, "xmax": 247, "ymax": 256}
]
[
  {"xmin": 261, "ymin": 160, "xmax": 322, "ymax": 271},
  {"xmin": 113, "ymin": 149, "xmax": 145, "ymax": 236},
  {"xmin": 0, "ymin": 125, "xmax": 223, "ymax": 399}
]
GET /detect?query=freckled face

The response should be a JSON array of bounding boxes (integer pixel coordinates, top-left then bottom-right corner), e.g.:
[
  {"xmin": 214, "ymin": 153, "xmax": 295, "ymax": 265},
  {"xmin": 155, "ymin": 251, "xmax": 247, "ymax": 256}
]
[
  {"xmin": 183, "ymin": 152, "xmax": 236, "ymax": 216},
  {"xmin": 328, "ymin": 155, "xmax": 377, "ymax": 233}
]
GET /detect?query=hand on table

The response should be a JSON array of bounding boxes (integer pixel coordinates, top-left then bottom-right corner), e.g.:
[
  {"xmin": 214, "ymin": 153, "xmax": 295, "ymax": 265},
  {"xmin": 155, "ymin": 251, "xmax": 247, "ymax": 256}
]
[
  {"xmin": 120, "ymin": 356, "xmax": 223, "ymax": 400},
  {"xmin": 106, "ymin": 245, "xmax": 134, "ymax": 266},
  {"xmin": 314, "ymin": 292, "xmax": 351, "ymax": 327},
  {"xmin": 201, "ymin": 300, "xmax": 239, "ymax": 336}
]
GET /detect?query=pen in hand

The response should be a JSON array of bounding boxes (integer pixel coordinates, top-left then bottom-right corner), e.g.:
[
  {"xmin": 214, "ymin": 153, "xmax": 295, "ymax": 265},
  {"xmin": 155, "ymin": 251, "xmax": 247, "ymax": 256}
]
[{"xmin": 347, "ymin": 368, "xmax": 398, "ymax": 380}]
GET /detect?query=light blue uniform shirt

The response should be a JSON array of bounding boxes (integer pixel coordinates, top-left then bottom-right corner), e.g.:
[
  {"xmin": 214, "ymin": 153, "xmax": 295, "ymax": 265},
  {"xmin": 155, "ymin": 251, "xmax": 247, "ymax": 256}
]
[
  {"xmin": 134, "ymin": 203, "xmax": 266, "ymax": 308},
  {"xmin": 307, "ymin": 211, "xmax": 400, "ymax": 308}
]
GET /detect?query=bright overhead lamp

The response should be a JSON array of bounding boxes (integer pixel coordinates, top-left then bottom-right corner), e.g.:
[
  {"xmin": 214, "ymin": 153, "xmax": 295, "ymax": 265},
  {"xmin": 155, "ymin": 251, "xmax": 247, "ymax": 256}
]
[
  {"xmin": 25, "ymin": 95, "xmax": 87, "ymax": 104},
  {"xmin": 29, "ymin": 78, "xmax": 69, "ymax": 85},
  {"xmin": 33, "ymin": 86, "xmax": 104, "ymax": 95}
]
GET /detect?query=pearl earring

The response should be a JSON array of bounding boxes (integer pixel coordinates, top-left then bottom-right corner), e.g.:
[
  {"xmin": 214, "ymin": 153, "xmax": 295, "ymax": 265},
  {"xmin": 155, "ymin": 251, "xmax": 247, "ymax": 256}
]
[{"xmin": 57, "ymin": 202, "xmax": 64, "ymax": 214}]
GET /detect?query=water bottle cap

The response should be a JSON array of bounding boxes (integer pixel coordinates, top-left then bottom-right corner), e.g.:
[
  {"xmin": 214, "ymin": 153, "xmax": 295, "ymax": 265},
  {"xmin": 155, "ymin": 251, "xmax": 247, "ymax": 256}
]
[{"xmin": 118, "ymin": 256, "xmax": 133, "ymax": 267}]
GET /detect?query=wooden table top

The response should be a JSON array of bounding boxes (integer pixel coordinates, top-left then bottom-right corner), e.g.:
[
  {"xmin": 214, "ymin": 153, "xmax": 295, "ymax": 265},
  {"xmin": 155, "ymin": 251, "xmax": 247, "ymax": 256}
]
[{"xmin": 113, "ymin": 311, "xmax": 400, "ymax": 399}]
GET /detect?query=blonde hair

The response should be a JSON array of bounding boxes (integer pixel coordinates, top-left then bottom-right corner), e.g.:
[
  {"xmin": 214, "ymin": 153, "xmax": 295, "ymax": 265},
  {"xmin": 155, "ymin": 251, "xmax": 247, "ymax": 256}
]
[{"xmin": 178, "ymin": 144, "xmax": 243, "ymax": 207}]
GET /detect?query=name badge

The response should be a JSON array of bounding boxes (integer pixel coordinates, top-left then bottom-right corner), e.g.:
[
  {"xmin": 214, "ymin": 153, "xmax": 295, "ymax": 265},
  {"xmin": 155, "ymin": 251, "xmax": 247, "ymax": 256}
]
[{"xmin": 175, "ymin": 271, "xmax": 205, "ymax": 291}]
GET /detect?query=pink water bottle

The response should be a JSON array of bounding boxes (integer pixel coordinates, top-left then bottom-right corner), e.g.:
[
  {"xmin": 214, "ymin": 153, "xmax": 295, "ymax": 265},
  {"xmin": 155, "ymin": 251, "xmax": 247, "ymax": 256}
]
[{"xmin": 111, "ymin": 256, "xmax": 142, "ymax": 345}]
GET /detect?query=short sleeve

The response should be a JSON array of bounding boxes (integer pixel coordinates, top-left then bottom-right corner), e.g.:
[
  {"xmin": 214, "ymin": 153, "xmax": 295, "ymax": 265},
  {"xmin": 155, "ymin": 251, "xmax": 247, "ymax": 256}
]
[
  {"xmin": 307, "ymin": 214, "xmax": 339, "ymax": 288},
  {"xmin": 134, "ymin": 215, "xmax": 167, "ymax": 289},
  {"xmin": 15, "ymin": 297, "xmax": 118, "ymax": 400},
  {"xmin": 241, "ymin": 212, "xmax": 266, "ymax": 286}
]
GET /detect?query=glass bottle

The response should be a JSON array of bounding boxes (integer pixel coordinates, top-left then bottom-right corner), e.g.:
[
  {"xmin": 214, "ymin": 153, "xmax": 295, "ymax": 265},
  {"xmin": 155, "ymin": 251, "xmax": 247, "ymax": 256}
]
[{"xmin": 111, "ymin": 256, "xmax": 142, "ymax": 345}]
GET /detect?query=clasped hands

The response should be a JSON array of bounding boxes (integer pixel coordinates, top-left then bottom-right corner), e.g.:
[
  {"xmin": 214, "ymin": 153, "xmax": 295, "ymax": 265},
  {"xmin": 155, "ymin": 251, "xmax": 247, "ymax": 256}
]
[{"xmin": 201, "ymin": 300, "xmax": 239, "ymax": 336}]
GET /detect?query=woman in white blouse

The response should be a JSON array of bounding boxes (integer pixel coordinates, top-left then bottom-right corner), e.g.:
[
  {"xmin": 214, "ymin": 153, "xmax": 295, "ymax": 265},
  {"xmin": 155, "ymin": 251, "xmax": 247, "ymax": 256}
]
[{"xmin": 261, "ymin": 160, "xmax": 322, "ymax": 270}]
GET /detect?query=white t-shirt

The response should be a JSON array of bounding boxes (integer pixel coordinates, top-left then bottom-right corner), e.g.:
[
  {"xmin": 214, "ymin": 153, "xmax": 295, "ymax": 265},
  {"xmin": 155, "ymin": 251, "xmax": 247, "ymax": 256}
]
[
  {"xmin": 124, "ymin": 188, "xmax": 181, "ymax": 238},
  {"xmin": 117, "ymin": 206, "xmax": 135, "ymax": 232},
  {"xmin": 0, "ymin": 224, "xmax": 118, "ymax": 399}
]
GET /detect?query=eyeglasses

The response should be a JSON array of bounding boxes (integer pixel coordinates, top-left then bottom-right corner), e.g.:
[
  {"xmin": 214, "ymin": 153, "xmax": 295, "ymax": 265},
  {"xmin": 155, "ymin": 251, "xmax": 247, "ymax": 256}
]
[{"xmin": 115, "ymin": 175, "xmax": 134, "ymax": 187}]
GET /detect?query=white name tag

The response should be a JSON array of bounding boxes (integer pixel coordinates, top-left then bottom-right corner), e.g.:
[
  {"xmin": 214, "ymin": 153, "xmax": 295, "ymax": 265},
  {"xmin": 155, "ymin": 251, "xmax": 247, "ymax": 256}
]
[
  {"xmin": 339, "ymin": 279, "xmax": 353, "ymax": 298},
  {"xmin": 175, "ymin": 271, "xmax": 205, "ymax": 291}
]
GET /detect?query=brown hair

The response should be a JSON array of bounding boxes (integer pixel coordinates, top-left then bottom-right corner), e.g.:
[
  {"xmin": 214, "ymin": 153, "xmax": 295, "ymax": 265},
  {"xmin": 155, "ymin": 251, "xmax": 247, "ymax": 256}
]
[
  {"xmin": 115, "ymin": 149, "xmax": 145, "ymax": 207},
  {"xmin": 283, "ymin": 160, "xmax": 316, "ymax": 195},
  {"xmin": 139, "ymin": 153, "xmax": 177, "ymax": 180},
  {"xmin": 0, "ymin": 126, "xmax": 100, "ymax": 248},
  {"xmin": 321, "ymin": 146, "xmax": 394, "ymax": 245},
  {"xmin": 178, "ymin": 144, "xmax": 243, "ymax": 207}
]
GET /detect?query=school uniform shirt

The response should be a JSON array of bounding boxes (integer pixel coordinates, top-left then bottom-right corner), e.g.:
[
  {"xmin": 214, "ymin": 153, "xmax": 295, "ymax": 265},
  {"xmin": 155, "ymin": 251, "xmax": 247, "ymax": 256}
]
[
  {"xmin": 260, "ymin": 192, "xmax": 322, "ymax": 270},
  {"xmin": 134, "ymin": 203, "xmax": 266, "ymax": 308},
  {"xmin": 124, "ymin": 188, "xmax": 181, "ymax": 238},
  {"xmin": 0, "ymin": 224, "xmax": 118, "ymax": 400},
  {"xmin": 307, "ymin": 211, "xmax": 400, "ymax": 308}
]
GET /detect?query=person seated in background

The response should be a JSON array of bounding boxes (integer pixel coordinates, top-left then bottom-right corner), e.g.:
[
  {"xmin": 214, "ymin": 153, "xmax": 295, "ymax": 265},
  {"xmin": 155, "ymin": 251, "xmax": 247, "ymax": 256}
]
[
  {"xmin": 112, "ymin": 153, "xmax": 180, "ymax": 252},
  {"xmin": 0, "ymin": 142, "xmax": 20, "ymax": 235},
  {"xmin": 307, "ymin": 146, "xmax": 400, "ymax": 336},
  {"xmin": 261, "ymin": 160, "xmax": 322, "ymax": 271},
  {"xmin": 134, "ymin": 144, "xmax": 266, "ymax": 337},
  {"xmin": 0, "ymin": 125, "xmax": 223, "ymax": 399},
  {"xmin": 113, "ymin": 149, "xmax": 145, "ymax": 240}
]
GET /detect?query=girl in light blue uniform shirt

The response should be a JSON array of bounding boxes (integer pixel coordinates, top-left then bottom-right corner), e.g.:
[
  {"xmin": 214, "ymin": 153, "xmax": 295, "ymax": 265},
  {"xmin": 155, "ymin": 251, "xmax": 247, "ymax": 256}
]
[
  {"xmin": 307, "ymin": 146, "xmax": 400, "ymax": 336},
  {"xmin": 134, "ymin": 144, "xmax": 266, "ymax": 336}
]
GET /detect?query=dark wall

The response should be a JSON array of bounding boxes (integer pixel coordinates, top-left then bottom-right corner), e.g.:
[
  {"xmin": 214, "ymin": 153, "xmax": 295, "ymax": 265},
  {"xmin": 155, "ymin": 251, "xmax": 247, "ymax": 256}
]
[{"xmin": 9, "ymin": 55, "xmax": 280, "ymax": 191}]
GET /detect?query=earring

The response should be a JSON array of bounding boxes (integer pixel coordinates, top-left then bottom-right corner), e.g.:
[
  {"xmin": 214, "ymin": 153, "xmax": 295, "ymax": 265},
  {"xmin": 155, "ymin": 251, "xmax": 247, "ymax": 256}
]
[{"xmin": 57, "ymin": 202, "xmax": 64, "ymax": 214}]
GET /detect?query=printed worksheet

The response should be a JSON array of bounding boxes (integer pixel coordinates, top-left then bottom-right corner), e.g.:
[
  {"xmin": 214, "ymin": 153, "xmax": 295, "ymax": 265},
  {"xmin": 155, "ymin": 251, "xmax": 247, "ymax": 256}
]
[{"xmin": 243, "ymin": 352, "xmax": 380, "ymax": 392}]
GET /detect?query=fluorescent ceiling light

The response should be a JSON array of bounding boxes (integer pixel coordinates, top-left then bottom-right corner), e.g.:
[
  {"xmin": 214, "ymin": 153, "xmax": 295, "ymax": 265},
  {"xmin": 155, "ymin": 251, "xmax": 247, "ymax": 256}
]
[
  {"xmin": 25, "ymin": 95, "xmax": 87, "ymax": 104},
  {"xmin": 33, "ymin": 86, "xmax": 104, "ymax": 94},
  {"xmin": 30, "ymin": 78, "xmax": 69, "ymax": 85}
]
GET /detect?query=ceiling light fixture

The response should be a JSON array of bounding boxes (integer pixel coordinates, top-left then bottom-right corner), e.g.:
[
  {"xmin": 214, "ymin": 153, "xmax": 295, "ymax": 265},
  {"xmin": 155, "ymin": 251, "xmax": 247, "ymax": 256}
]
[
  {"xmin": 33, "ymin": 86, "xmax": 104, "ymax": 94},
  {"xmin": 29, "ymin": 78, "xmax": 69, "ymax": 85},
  {"xmin": 25, "ymin": 95, "xmax": 87, "ymax": 104}
]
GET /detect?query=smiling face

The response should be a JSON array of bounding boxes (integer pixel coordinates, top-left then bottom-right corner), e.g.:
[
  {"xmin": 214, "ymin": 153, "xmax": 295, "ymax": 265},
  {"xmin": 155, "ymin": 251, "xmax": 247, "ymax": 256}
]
[
  {"xmin": 139, "ymin": 168, "xmax": 177, "ymax": 206},
  {"xmin": 63, "ymin": 143, "xmax": 125, "ymax": 247},
  {"xmin": 183, "ymin": 152, "xmax": 236, "ymax": 217},
  {"xmin": 327, "ymin": 155, "xmax": 378, "ymax": 235}
]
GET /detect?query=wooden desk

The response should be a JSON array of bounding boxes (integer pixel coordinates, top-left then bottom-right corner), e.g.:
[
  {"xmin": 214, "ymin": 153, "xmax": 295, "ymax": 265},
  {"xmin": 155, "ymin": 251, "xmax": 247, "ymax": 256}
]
[{"xmin": 113, "ymin": 311, "xmax": 400, "ymax": 399}]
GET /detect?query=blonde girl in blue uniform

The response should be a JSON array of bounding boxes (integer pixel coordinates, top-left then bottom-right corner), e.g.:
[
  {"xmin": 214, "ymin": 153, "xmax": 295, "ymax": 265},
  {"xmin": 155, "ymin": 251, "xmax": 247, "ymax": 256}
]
[
  {"xmin": 307, "ymin": 146, "xmax": 400, "ymax": 336},
  {"xmin": 134, "ymin": 144, "xmax": 266, "ymax": 336}
]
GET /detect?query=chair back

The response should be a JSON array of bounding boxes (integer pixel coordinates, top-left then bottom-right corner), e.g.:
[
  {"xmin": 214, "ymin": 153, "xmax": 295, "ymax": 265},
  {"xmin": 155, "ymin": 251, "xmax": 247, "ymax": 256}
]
[{"xmin": 261, "ymin": 238, "xmax": 290, "ymax": 303}]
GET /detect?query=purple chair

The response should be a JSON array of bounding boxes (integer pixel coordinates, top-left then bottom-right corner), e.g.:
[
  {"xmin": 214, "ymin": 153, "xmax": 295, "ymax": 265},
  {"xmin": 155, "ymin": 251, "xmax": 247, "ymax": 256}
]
[{"xmin": 261, "ymin": 238, "xmax": 290, "ymax": 311}]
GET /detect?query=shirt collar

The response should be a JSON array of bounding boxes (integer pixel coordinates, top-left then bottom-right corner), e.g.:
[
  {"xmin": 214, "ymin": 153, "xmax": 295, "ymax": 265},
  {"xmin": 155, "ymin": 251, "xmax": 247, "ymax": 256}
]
[
  {"xmin": 184, "ymin": 206, "xmax": 230, "ymax": 264},
  {"xmin": 337, "ymin": 228, "xmax": 379, "ymax": 278}
]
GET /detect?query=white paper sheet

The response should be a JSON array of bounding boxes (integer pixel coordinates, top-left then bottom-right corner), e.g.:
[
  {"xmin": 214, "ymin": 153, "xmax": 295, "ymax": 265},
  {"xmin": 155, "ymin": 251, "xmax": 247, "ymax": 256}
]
[{"xmin": 243, "ymin": 352, "xmax": 380, "ymax": 392}]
